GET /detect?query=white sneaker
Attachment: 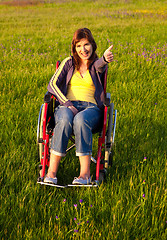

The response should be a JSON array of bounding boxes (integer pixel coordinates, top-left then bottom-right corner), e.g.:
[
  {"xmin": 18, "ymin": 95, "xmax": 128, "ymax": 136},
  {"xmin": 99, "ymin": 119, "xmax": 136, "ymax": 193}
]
[
  {"xmin": 72, "ymin": 177, "xmax": 91, "ymax": 185},
  {"xmin": 44, "ymin": 176, "xmax": 57, "ymax": 185}
]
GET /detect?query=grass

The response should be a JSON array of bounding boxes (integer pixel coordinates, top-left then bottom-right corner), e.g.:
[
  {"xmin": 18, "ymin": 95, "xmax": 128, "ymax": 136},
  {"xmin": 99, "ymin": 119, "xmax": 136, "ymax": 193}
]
[{"xmin": 0, "ymin": 0, "xmax": 167, "ymax": 239}]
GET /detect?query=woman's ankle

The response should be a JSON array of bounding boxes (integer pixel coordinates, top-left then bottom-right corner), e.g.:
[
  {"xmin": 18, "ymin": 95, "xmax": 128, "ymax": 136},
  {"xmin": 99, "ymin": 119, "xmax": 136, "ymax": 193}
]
[
  {"xmin": 47, "ymin": 171, "xmax": 56, "ymax": 178},
  {"xmin": 79, "ymin": 174, "xmax": 90, "ymax": 180}
]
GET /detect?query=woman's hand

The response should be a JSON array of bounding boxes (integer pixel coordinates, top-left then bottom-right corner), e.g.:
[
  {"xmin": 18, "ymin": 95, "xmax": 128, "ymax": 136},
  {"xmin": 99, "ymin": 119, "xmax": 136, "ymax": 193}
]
[
  {"xmin": 68, "ymin": 106, "xmax": 78, "ymax": 116},
  {"xmin": 103, "ymin": 45, "xmax": 113, "ymax": 63}
]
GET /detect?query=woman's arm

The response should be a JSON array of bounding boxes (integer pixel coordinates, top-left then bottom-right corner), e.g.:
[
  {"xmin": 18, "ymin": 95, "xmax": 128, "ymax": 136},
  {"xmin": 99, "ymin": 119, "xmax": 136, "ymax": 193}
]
[
  {"xmin": 94, "ymin": 45, "xmax": 113, "ymax": 73},
  {"xmin": 47, "ymin": 57, "xmax": 73, "ymax": 107}
]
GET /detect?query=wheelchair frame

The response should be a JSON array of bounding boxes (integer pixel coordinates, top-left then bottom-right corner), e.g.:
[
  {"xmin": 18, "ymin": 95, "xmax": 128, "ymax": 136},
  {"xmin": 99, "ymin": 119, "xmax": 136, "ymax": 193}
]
[{"xmin": 37, "ymin": 61, "xmax": 117, "ymax": 187}]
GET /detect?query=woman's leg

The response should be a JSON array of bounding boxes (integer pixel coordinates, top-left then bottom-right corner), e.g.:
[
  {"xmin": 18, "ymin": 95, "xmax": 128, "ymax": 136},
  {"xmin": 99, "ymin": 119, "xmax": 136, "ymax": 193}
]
[
  {"xmin": 46, "ymin": 106, "xmax": 74, "ymax": 179},
  {"xmin": 51, "ymin": 106, "xmax": 74, "ymax": 155},
  {"xmin": 73, "ymin": 103, "xmax": 102, "ymax": 179},
  {"xmin": 79, "ymin": 155, "xmax": 91, "ymax": 179},
  {"xmin": 47, "ymin": 153, "xmax": 61, "ymax": 178}
]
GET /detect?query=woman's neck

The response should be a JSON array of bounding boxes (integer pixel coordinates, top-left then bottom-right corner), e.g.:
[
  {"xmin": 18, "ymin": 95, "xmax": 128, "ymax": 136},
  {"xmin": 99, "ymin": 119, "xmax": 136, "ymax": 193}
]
[{"xmin": 79, "ymin": 61, "xmax": 88, "ymax": 78}]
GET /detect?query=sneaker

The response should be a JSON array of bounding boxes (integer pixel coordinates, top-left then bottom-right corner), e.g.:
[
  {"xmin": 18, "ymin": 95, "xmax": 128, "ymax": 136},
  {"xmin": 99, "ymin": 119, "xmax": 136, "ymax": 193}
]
[
  {"xmin": 44, "ymin": 176, "xmax": 57, "ymax": 185},
  {"xmin": 72, "ymin": 177, "xmax": 91, "ymax": 185}
]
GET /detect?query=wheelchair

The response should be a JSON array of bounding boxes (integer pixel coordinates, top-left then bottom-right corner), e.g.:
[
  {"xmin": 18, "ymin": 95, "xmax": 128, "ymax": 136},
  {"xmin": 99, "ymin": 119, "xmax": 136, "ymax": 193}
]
[{"xmin": 37, "ymin": 61, "xmax": 117, "ymax": 187}]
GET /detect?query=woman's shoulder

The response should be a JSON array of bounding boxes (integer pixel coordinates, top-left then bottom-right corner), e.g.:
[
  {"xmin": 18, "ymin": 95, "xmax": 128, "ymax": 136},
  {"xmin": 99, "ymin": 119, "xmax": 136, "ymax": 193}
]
[{"xmin": 61, "ymin": 56, "xmax": 73, "ymax": 67}]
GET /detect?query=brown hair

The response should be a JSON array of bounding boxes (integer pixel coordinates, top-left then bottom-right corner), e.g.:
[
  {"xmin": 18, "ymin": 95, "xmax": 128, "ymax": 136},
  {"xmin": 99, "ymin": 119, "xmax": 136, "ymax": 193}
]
[{"xmin": 71, "ymin": 28, "xmax": 98, "ymax": 70}]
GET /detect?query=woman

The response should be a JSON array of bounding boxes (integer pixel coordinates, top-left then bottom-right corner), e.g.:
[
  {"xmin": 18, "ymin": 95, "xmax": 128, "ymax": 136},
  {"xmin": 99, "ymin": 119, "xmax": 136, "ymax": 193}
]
[{"xmin": 44, "ymin": 28, "xmax": 113, "ymax": 185}]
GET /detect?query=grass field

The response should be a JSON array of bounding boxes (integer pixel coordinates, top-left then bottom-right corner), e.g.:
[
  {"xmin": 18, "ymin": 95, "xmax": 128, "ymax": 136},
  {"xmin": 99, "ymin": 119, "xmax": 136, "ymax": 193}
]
[{"xmin": 0, "ymin": 0, "xmax": 167, "ymax": 239}]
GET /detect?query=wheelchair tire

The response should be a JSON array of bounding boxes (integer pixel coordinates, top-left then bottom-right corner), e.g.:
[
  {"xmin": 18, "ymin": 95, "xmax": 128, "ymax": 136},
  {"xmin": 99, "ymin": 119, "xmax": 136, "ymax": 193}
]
[
  {"xmin": 104, "ymin": 103, "xmax": 114, "ymax": 168},
  {"xmin": 107, "ymin": 103, "xmax": 114, "ymax": 144},
  {"xmin": 38, "ymin": 104, "xmax": 45, "ymax": 162}
]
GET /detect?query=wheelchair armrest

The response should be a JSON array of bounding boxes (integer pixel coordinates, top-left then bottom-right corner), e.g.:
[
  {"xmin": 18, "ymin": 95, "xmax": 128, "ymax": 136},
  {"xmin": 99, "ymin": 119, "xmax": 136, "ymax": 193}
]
[
  {"xmin": 44, "ymin": 91, "xmax": 52, "ymax": 103},
  {"xmin": 104, "ymin": 92, "xmax": 111, "ymax": 106}
]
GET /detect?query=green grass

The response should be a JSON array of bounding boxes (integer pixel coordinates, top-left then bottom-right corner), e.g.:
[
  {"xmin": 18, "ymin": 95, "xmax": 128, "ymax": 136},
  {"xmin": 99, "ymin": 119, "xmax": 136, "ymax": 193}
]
[{"xmin": 0, "ymin": 0, "xmax": 167, "ymax": 239}]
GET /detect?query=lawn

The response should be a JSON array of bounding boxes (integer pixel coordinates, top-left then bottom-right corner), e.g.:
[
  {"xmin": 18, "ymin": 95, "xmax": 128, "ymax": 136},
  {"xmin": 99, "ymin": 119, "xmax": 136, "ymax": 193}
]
[{"xmin": 0, "ymin": 0, "xmax": 166, "ymax": 239}]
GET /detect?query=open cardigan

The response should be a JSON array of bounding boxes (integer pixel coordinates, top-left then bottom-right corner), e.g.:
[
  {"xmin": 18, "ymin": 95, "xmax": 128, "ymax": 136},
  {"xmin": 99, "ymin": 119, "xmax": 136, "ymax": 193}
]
[{"xmin": 47, "ymin": 56, "xmax": 108, "ymax": 109}]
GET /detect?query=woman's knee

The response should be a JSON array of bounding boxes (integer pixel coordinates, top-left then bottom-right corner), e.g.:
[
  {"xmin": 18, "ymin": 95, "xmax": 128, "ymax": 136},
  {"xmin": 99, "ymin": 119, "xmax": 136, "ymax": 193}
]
[
  {"xmin": 55, "ymin": 107, "xmax": 73, "ymax": 127},
  {"xmin": 73, "ymin": 113, "xmax": 91, "ymax": 133},
  {"xmin": 73, "ymin": 113, "xmax": 85, "ymax": 127}
]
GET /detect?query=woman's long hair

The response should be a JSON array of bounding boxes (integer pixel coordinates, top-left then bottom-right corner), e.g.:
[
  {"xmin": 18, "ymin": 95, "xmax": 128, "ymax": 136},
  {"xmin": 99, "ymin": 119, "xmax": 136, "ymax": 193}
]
[{"xmin": 71, "ymin": 28, "xmax": 98, "ymax": 70}]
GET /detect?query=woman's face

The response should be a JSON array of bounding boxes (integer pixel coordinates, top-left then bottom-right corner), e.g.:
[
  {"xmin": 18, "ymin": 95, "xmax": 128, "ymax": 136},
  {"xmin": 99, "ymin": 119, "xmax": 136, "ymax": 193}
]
[{"xmin": 75, "ymin": 38, "xmax": 93, "ymax": 61}]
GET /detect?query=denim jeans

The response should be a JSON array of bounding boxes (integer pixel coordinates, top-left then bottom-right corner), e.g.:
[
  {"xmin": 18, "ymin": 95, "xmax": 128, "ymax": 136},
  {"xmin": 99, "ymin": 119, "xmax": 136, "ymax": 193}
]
[{"xmin": 51, "ymin": 101, "xmax": 103, "ymax": 156}]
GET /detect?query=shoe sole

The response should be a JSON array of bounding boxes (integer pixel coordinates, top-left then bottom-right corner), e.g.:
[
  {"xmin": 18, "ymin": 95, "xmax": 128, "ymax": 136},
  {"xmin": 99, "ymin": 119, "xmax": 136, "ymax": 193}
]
[{"xmin": 44, "ymin": 181, "xmax": 57, "ymax": 185}]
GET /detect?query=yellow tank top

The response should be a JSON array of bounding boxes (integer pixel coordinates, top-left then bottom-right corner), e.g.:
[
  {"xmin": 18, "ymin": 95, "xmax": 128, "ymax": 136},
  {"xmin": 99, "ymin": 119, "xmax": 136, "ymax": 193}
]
[{"xmin": 66, "ymin": 70, "xmax": 97, "ymax": 104}]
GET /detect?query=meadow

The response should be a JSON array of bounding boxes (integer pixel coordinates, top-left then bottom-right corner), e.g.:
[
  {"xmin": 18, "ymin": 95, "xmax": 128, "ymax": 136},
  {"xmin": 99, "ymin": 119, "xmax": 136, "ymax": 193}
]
[{"xmin": 0, "ymin": 0, "xmax": 166, "ymax": 239}]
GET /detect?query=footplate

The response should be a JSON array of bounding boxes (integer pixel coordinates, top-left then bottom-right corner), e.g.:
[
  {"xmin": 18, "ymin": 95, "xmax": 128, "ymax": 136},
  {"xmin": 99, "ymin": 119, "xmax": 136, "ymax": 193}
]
[
  {"xmin": 37, "ymin": 180, "xmax": 99, "ymax": 188},
  {"xmin": 37, "ymin": 181, "xmax": 68, "ymax": 188}
]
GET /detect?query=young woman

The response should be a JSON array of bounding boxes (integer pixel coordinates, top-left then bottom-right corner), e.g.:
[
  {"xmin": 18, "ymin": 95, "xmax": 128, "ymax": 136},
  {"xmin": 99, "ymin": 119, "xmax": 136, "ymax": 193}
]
[{"xmin": 44, "ymin": 28, "xmax": 113, "ymax": 185}]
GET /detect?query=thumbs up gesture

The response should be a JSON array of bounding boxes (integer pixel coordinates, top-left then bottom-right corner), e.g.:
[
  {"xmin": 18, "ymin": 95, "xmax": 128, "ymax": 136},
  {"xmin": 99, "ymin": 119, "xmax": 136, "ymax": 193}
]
[{"xmin": 103, "ymin": 45, "xmax": 113, "ymax": 63}]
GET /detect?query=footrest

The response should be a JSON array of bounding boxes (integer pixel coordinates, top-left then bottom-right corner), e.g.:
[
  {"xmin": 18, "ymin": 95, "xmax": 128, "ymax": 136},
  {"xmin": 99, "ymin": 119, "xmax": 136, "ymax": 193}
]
[
  {"xmin": 37, "ymin": 181, "xmax": 67, "ymax": 188},
  {"xmin": 37, "ymin": 180, "xmax": 100, "ymax": 188},
  {"xmin": 68, "ymin": 181, "xmax": 99, "ymax": 187},
  {"xmin": 68, "ymin": 184, "xmax": 98, "ymax": 187}
]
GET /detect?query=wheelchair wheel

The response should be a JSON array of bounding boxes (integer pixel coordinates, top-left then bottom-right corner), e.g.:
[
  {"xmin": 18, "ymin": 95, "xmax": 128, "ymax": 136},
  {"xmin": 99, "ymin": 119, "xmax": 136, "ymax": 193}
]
[
  {"xmin": 106, "ymin": 103, "xmax": 117, "ymax": 167},
  {"xmin": 37, "ymin": 104, "xmax": 45, "ymax": 162},
  {"xmin": 107, "ymin": 103, "xmax": 114, "ymax": 143},
  {"xmin": 104, "ymin": 103, "xmax": 114, "ymax": 168}
]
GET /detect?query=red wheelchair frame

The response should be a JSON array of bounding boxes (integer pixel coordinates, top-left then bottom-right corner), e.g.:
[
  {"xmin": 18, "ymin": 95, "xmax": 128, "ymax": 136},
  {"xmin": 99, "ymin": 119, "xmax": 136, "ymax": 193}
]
[{"xmin": 37, "ymin": 61, "xmax": 117, "ymax": 186}]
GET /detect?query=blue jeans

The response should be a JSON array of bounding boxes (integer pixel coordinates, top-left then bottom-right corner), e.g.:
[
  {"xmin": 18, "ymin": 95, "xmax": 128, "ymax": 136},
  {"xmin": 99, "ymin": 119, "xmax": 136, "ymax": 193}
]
[{"xmin": 51, "ymin": 101, "xmax": 103, "ymax": 156}]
